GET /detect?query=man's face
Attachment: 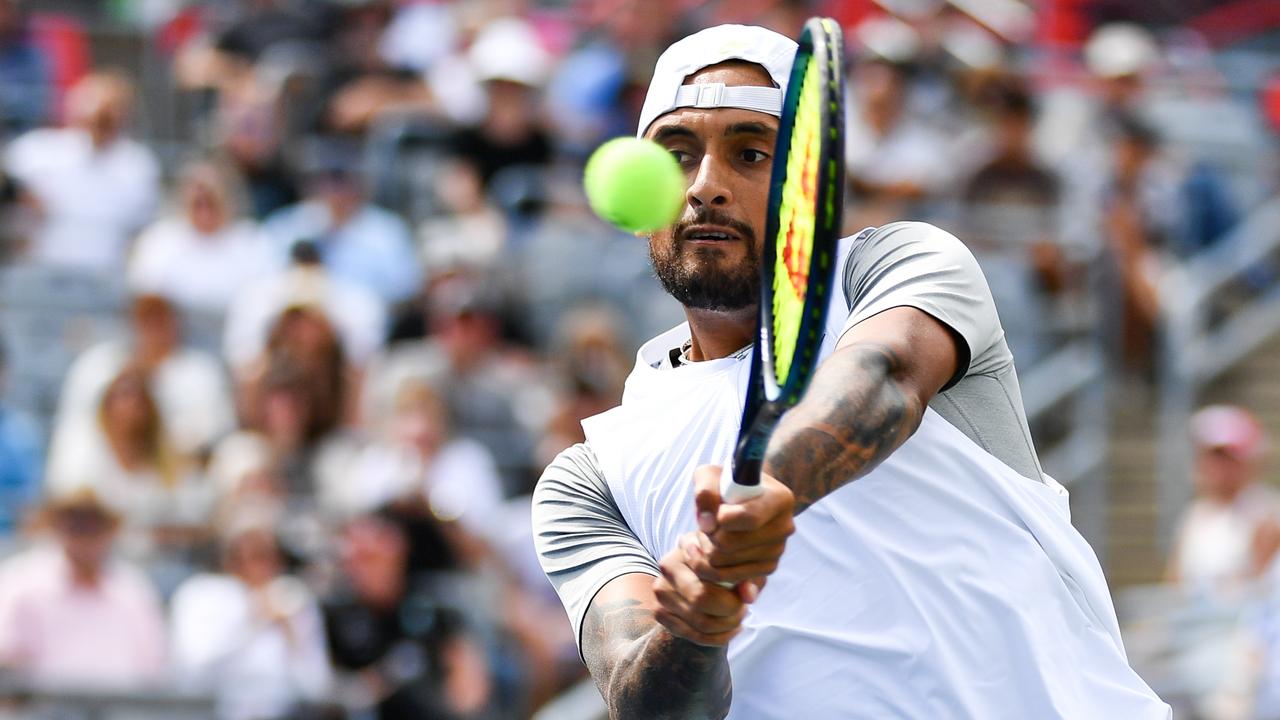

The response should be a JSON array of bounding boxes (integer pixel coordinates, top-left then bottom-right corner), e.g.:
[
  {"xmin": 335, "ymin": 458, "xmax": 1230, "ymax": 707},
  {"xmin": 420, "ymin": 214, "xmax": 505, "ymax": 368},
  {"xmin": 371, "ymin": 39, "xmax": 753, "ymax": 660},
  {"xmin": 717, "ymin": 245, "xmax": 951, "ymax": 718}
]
[{"xmin": 644, "ymin": 62, "xmax": 778, "ymax": 312}]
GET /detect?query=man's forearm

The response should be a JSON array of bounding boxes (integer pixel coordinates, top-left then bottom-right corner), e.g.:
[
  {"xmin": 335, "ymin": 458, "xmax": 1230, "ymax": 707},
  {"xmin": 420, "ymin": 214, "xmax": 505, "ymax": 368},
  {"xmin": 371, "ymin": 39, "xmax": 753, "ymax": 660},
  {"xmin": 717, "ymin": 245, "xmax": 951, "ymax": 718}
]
[
  {"xmin": 764, "ymin": 342, "xmax": 924, "ymax": 514},
  {"xmin": 582, "ymin": 596, "xmax": 732, "ymax": 719}
]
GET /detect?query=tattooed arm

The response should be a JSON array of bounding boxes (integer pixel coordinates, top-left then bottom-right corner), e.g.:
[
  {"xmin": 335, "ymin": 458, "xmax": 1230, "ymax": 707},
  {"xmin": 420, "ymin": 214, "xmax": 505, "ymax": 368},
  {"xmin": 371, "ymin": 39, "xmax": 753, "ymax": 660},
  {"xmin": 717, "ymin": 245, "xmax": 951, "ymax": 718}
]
[
  {"xmin": 582, "ymin": 573, "xmax": 735, "ymax": 719},
  {"xmin": 765, "ymin": 306, "xmax": 963, "ymax": 514}
]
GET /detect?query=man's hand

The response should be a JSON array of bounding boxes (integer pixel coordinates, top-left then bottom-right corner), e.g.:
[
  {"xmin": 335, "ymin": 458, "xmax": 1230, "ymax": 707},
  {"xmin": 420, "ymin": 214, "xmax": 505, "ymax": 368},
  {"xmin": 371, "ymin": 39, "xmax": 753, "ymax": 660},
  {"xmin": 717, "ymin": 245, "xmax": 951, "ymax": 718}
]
[{"xmin": 652, "ymin": 465, "xmax": 795, "ymax": 646}]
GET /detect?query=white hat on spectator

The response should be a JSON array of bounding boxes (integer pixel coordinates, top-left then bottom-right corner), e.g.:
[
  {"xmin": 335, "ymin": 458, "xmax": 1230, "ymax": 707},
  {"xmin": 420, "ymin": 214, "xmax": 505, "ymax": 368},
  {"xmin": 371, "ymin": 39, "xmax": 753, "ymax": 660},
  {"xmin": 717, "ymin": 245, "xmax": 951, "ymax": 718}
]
[
  {"xmin": 637, "ymin": 24, "xmax": 797, "ymax": 137},
  {"xmin": 469, "ymin": 17, "xmax": 552, "ymax": 87},
  {"xmin": 1085, "ymin": 23, "xmax": 1160, "ymax": 79}
]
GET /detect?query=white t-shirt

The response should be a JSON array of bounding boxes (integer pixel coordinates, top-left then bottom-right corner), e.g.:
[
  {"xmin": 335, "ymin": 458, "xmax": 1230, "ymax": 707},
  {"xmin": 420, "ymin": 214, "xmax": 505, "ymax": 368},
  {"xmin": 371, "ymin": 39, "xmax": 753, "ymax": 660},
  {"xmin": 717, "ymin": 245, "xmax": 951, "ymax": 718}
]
[
  {"xmin": 6, "ymin": 128, "xmax": 159, "ymax": 271},
  {"xmin": 128, "ymin": 217, "xmax": 275, "ymax": 314},
  {"xmin": 534, "ymin": 223, "xmax": 1169, "ymax": 718},
  {"xmin": 170, "ymin": 573, "xmax": 332, "ymax": 720}
]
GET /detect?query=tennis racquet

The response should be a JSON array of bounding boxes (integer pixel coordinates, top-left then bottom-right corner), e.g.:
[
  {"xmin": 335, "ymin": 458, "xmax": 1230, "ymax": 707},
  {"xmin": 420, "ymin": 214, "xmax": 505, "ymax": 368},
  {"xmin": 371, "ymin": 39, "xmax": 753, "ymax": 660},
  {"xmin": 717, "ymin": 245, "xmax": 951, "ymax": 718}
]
[{"xmin": 721, "ymin": 17, "xmax": 846, "ymax": 504}]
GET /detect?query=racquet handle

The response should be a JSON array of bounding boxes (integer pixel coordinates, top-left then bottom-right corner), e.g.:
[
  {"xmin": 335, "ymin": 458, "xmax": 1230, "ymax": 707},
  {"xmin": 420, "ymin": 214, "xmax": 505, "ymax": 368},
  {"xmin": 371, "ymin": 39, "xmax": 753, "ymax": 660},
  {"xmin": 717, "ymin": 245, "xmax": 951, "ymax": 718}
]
[
  {"xmin": 714, "ymin": 463, "xmax": 765, "ymax": 589},
  {"xmin": 721, "ymin": 463, "xmax": 766, "ymax": 504}
]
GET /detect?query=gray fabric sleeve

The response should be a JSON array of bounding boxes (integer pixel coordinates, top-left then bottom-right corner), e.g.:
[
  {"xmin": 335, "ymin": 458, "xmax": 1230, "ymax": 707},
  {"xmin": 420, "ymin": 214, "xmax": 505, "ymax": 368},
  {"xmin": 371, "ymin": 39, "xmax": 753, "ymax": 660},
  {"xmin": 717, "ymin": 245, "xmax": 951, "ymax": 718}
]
[
  {"xmin": 532, "ymin": 443, "xmax": 660, "ymax": 654},
  {"xmin": 841, "ymin": 221, "xmax": 1005, "ymax": 383}
]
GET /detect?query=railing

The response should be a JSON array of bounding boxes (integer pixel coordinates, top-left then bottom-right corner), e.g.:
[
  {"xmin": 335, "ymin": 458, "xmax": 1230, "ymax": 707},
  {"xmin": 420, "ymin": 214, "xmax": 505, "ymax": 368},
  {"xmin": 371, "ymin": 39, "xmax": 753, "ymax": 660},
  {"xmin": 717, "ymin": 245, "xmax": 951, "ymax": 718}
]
[{"xmin": 1156, "ymin": 195, "xmax": 1280, "ymax": 553}]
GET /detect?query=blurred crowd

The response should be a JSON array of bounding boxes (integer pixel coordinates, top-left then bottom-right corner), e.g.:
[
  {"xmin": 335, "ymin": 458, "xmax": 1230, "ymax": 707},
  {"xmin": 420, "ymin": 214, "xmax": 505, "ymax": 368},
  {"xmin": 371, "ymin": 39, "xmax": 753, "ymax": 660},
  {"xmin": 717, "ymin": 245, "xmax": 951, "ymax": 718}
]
[{"xmin": 0, "ymin": 0, "xmax": 1274, "ymax": 718}]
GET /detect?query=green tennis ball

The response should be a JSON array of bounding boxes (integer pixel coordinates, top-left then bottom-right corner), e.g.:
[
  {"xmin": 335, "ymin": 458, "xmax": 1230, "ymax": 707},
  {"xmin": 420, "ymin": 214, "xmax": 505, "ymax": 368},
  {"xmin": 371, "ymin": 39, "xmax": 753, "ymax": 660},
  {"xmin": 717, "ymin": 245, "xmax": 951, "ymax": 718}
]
[{"xmin": 584, "ymin": 137, "xmax": 685, "ymax": 233}]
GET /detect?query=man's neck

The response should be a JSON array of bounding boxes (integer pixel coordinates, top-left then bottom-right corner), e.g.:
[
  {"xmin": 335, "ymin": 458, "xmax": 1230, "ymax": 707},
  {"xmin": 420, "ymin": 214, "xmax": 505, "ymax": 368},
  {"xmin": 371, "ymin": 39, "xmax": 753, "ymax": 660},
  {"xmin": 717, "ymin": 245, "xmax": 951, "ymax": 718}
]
[{"xmin": 683, "ymin": 306, "xmax": 756, "ymax": 362}]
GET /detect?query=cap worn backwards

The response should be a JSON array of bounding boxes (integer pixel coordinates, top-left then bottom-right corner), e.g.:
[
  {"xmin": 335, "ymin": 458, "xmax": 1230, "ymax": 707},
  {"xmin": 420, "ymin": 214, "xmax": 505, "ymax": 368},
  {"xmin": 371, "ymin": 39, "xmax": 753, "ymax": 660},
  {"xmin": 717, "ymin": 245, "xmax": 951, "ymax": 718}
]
[{"xmin": 637, "ymin": 24, "xmax": 798, "ymax": 138}]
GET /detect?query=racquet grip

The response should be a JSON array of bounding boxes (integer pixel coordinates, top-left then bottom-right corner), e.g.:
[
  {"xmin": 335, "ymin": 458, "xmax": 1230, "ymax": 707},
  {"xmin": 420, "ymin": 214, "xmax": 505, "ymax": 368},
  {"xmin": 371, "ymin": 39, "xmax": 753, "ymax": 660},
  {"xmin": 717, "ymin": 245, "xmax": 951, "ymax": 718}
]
[
  {"xmin": 715, "ymin": 464, "xmax": 765, "ymax": 589},
  {"xmin": 721, "ymin": 465, "xmax": 766, "ymax": 504}
]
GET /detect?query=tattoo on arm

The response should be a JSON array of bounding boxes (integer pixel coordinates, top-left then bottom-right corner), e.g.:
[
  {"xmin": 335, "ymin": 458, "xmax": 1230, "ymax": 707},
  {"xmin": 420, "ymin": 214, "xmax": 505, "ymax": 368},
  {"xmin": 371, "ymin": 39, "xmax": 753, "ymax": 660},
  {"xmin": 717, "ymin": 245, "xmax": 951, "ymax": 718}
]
[
  {"xmin": 581, "ymin": 597, "xmax": 732, "ymax": 719},
  {"xmin": 765, "ymin": 342, "xmax": 924, "ymax": 514}
]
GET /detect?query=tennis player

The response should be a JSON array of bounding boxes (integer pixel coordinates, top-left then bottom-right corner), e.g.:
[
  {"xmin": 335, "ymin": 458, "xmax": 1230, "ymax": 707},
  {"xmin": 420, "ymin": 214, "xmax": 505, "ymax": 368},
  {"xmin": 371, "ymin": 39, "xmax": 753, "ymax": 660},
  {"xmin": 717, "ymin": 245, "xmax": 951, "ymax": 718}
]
[{"xmin": 534, "ymin": 24, "xmax": 1170, "ymax": 719}]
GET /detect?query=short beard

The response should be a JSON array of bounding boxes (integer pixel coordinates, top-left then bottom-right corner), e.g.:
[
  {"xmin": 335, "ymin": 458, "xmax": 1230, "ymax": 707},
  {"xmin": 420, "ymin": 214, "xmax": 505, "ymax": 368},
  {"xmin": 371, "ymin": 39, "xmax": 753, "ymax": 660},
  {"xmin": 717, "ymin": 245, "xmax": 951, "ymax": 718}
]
[{"xmin": 650, "ymin": 210, "xmax": 760, "ymax": 311}]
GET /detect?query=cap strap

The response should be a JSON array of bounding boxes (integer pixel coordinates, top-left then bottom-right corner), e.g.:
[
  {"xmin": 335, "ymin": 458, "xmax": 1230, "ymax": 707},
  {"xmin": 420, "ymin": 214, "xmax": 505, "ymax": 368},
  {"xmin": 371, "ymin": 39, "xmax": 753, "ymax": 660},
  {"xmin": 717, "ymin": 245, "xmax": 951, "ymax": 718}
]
[{"xmin": 672, "ymin": 83, "xmax": 783, "ymax": 117}]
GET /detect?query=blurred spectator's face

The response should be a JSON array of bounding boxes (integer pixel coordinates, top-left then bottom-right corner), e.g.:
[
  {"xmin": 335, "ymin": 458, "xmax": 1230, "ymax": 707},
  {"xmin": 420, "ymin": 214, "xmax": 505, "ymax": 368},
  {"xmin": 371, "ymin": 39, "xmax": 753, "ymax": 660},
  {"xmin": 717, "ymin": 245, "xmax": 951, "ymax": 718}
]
[
  {"xmin": 226, "ymin": 528, "xmax": 281, "ymax": 588},
  {"xmin": 309, "ymin": 171, "xmax": 363, "ymax": 220},
  {"xmin": 435, "ymin": 309, "xmax": 500, "ymax": 365},
  {"xmin": 53, "ymin": 507, "xmax": 117, "ymax": 579},
  {"xmin": 392, "ymin": 388, "xmax": 448, "ymax": 455},
  {"xmin": 262, "ymin": 388, "xmax": 308, "ymax": 446},
  {"xmin": 276, "ymin": 309, "xmax": 338, "ymax": 359},
  {"xmin": 102, "ymin": 373, "xmax": 154, "ymax": 436},
  {"xmin": 340, "ymin": 517, "xmax": 407, "ymax": 609},
  {"xmin": 182, "ymin": 173, "xmax": 231, "ymax": 235},
  {"xmin": 1113, "ymin": 138, "xmax": 1152, "ymax": 186},
  {"xmin": 644, "ymin": 62, "xmax": 774, "ymax": 312},
  {"xmin": 1101, "ymin": 73, "xmax": 1143, "ymax": 108},
  {"xmin": 67, "ymin": 75, "xmax": 133, "ymax": 148},
  {"xmin": 995, "ymin": 112, "xmax": 1032, "ymax": 157},
  {"xmin": 436, "ymin": 159, "xmax": 486, "ymax": 215},
  {"xmin": 1196, "ymin": 446, "xmax": 1256, "ymax": 502},
  {"xmin": 860, "ymin": 62, "xmax": 905, "ymax": 132},
  {"xmin": 131, "ymin": 298, "xmax": 180, "ymax": 359}
]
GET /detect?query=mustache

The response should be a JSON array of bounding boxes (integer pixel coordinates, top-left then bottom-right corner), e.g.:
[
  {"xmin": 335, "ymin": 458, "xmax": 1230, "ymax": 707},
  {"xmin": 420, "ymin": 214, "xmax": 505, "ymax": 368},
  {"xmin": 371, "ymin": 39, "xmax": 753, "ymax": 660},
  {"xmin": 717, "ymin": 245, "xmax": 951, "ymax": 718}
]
[{"xmin": 671, "ymin": 208, "xmax": 756, "ymax": 243}]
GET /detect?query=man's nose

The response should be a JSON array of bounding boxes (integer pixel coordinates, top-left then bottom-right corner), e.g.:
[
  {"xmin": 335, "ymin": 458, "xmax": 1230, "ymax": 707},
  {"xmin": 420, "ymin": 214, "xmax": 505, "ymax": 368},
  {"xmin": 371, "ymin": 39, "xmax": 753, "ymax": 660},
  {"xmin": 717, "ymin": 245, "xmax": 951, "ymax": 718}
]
[{"xmin": 686, "ymin": 154, "xmax": 733, "ymax": 208}]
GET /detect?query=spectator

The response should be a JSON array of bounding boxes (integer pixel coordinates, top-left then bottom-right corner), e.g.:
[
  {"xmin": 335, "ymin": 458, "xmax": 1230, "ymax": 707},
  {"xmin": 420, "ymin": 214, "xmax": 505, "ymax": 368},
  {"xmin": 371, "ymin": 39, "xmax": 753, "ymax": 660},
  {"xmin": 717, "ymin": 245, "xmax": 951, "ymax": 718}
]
[
  {"xmin": 1167, "ymin": 405, "xmax": 1279, "ymax": 598},
  {"xmin": 443, "ymin": 18, "xmax": 554, "ymax": 189},
  {"xmin": 170, "ymin": 506, "xmax": 332, "ymax": 720},
  {"xmin": 224, "ymin": 243, "xmax": 388, "ymax": 382},
  {"xmin": 52, "ymin": 293, "xmax": 235, "ymax": 458},
  {"xmin": 417, "ymin": 155, "xmax": 507, "ymax": 275},
  {"xmin": 0, "ymin": 0, "xmax": 52, "ymax": 138},
  {"xmin": 128, "ymin": 157, "xmax": 275, "ymax": 315},
  {"xmin": 4, "ymin": 71, "xmax": 160, "ymax": 271},
  {"xmin": 537, "ymin": 306, "xmax": 629, "ymax": 465},
  {"xmin": 322, "ymin": 509, "xmax": 496, "ymax": 719},
  {"xmin": 0, "ymin": 486, "xmax": 166, "ymax": 688},
  {"xmin": 331, "ymin": 377, "xmax": 505, "ymax": 542},
  {"xmin": 262, "ymin": 138, "xmax": 420, "ymax": 305},
  {"xmin": 961, "ymin": 81, "xmax": 1066, "ymax": 365},
  {"xmin": 46, "ymin": 365, "xmax": 212, "ymax": 563},
  {"xmin": 0, "ymin": 339, "xmax": 41, "ymax": 541},
  {"xmin": 844, "ymin": 58, "xmax": 953, "ymax": 226},
  {"xmin": 1098, "ymin": 114, "xmax": 1178, "ymax": 372},
  {"xmin": 363, "ymin": 273, "xmax": 551, "ymax": 496},
  {"xmin": 1035, "ymin": 22, "xmax": 1161, "ymax": 174}
]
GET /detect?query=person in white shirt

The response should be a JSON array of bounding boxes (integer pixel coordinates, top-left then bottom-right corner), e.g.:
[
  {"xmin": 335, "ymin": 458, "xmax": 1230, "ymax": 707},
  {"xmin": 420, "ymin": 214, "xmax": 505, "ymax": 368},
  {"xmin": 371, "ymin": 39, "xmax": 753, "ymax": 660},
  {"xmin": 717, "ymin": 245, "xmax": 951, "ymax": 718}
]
[
  {"xmin": 327, "ymin": 377, "xmax": 505, "ymax": 542},
  {"xmin": 128, "ymin": 157, "xmax": 275, "ymax": 315},
  {"xmin": 5, "ymin": 71, "xmax": 159, "ymax": 271},
  {"xmin": 170, "ymin": 506, "xmax": 332, "ymax": 720},
  {"xmin": 51, "ymin": 293, "xmax": 235, "ymax": 458},
  {"xmin": 533, "ymin": 24, "xmax": 1169, "ymax": 719},
  {"xmin": 1167, "ymin": 405, "xmax": 1280, "ymax": 598}
]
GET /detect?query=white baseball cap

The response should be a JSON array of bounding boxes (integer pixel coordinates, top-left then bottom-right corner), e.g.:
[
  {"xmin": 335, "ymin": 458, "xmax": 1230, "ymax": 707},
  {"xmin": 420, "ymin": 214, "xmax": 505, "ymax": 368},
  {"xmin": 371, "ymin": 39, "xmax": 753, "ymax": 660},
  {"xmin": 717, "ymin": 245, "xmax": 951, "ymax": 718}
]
[{"xmin": 636, "ymin": 24, "xmax": 797, "ymax": 138}]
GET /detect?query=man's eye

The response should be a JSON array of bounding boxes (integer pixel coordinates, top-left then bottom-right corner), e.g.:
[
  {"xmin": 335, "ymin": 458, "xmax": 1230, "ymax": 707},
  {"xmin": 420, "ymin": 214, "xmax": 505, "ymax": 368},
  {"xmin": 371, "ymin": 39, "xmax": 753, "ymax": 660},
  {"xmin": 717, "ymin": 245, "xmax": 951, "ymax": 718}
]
[
  {"xmin": 669, "ymin": 149, "xmax": 693, "ymax": 165},
  {"xmin": 741, "ymin": 148, "xmax": 770, "ymax": 163}
]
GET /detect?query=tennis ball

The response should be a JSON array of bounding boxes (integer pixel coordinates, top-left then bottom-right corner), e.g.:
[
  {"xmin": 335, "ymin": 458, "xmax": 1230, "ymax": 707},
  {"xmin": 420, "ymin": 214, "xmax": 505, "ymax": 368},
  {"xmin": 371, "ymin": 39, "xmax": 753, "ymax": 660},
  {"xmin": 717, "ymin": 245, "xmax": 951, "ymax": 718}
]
[{"xmin": 584, "ymin": 137, "xmax": 685, "ymax": 233}]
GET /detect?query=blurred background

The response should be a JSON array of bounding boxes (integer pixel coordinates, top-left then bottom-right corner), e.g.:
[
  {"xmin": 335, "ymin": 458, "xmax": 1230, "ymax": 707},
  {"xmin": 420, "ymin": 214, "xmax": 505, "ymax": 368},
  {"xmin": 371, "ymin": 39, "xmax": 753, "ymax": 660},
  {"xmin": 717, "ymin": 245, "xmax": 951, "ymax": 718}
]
[{"xmin": 0, "ymin": 0, "xmax": 1276, "ymax": 718}]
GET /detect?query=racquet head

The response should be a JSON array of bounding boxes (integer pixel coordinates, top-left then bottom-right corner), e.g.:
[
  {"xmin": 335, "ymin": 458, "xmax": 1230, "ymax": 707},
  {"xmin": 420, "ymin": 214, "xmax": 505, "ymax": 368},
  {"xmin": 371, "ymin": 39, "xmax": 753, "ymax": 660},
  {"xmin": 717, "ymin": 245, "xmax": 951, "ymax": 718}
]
[{"xmin": 731, "ymin": 17, "xmax": 845, "ymax": 486}]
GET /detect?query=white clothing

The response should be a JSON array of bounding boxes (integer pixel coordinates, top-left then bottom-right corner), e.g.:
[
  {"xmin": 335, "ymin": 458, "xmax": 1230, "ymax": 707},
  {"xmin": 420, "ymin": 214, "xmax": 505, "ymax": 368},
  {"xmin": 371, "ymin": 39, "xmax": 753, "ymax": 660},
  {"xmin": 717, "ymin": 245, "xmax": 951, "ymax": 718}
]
[
  {"xmin": 327, "ymin": 437, "xmax": 506, "ymax": 541},
  {"xmin": 845, "ymin": 112, "xmax": 954, "ymax": 193},
  {"xmin": 170, "ymin": 573, "xmax": 332, "ymax": 720},
  {"xmin": 578, "ymin": 314, "xmax": 1168, "ymax": 718},
  {"xmin": 1172, "ymin": 484, "xmax": 1280, "ymax": 597},
  {"xmin": 51, "ymin": 340, "xmax": 234, "ymax": 456},
  {"xmin": 128, "ymin": 217, "xmax": 275, "ymax": 314},
  {"xmin": 5, "ymin": 128, "xmax": 159, "ymax": 270}
]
